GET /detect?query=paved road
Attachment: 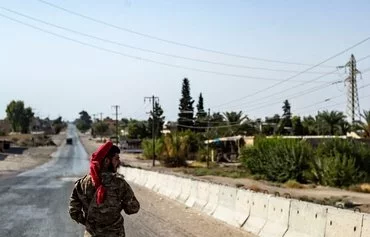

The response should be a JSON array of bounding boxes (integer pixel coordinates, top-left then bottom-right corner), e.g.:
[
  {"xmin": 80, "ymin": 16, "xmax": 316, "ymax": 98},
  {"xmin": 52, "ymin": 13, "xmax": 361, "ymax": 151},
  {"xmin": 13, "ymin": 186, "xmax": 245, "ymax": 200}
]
[
  {"xmin": 0, "ymin": 125, "xmax": 251, "ymax": 237},
  {"xmin": 0, "ymin": 125, "xmax": 88, "ymax": 237}
]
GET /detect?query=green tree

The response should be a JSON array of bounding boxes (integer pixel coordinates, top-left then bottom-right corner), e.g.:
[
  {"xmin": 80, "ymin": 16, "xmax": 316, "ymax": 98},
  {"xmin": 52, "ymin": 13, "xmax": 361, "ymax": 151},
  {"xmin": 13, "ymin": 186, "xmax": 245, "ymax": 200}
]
[
  {"xmin": 148, "ymin": 102, "xmax": 165, "ymax": 138},
  {"xmin": 302, "ymin": 115, "xmax": 318, "ymax": 135},
  {"xmin": 93, "ymin": 122, "xmax": 109, "ymax": 139},
  {"xmin": 75, "ymin": 110, "xmax": 92, "ymax": 132},
  {"xmin": 317, "ymin": 110, "xmax": 346, "ymax": 135},
  {"xmin": 262, "ymin": 114, "xmax": 280, "ymax": 135},
  {"xmin": 356, "ymin": 110, "xmax": 370, "ymax": 137},
  {"xmin": 127, "ymin": 119, "xmax": 150, "ymax": 139},
  {"xmin": 52, "ymin": 116, "xmax": 65, "ymax": 134},
  {"xmin": 292, "ymin": 116, "xmax": 304, "ymax": 135},
  {"xmin": 195, "ymin": 93, "xmax": 207, "ymax": 131},
  {"xmin": 6, "ymin": 100, "xmax": 34, "ymax": 133},
  {"xmin": 178, "ymin": 78, "xmax": 194, "ymax": 130},
  {"xmin": 277, "ymin": 100, "xmax": 292, "ymax": 134},
  {"xmin": 223, "ymin": 111, "xmax": 245, "ymax": 124}
]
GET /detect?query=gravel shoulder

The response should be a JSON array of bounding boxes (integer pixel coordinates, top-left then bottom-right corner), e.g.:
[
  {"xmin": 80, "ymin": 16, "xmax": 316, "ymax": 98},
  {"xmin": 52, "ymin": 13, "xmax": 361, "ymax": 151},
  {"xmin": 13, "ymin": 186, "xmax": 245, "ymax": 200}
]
[{"xmin": 0, "ymin": 132, "xmax": 66, "ymax": 178}]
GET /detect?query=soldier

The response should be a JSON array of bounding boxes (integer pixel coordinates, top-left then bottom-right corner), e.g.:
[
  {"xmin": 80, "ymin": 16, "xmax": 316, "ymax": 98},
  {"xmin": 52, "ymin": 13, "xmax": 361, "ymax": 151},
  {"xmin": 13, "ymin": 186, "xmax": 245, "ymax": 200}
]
[{"xmin": 69, "ymin": 141, "xmax": 140, "ymax": 237}]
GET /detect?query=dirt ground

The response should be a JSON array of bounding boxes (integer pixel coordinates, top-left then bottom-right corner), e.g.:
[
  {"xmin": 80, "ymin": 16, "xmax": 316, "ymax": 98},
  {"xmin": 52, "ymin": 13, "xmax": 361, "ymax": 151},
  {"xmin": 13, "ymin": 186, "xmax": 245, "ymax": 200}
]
[
  {"xmin": 80, "ymin": 135, "xmax": 370, "ymax": 214},
  {"xmin": 0, "ymin": 132, "xmax": 66, "ymax": 178}
]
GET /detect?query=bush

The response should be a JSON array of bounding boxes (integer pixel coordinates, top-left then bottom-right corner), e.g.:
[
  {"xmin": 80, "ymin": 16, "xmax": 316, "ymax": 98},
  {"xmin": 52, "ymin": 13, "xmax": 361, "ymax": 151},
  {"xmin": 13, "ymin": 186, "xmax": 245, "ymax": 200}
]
[
  {"xmin": 241, "ymin": 137, "xmax": 312, "ymax": 183},
  {"xmin": 141, "ymin": 138, "xmax": 163, "ymax": 160},
  {"xmin": 305, "ymin": 139, "xmax": 370, "ymax": 186},
  {"xmin": 315, "ymin": 139, "xmax": 370, "ymax": 178}
]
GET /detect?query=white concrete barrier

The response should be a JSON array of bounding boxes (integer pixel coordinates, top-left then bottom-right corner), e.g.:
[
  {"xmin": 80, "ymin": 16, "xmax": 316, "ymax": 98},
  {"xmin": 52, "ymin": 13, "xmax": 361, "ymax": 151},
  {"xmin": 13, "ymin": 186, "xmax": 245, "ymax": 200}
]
[
  {"xmin": 144, "ymin": 171, "xmax": 157, "ymax": 190},
  {"xmin": 284, "ymin": 200, "xmax": 327, "ymax": 237},
  {"xmin": 169, "ymin": 176, "xmax": 183, "ymax": 200},
  {"xmin": 137, "ymin": 169, "xmax": 148, "ymax": 186},
  {"xmin": 202, "ymin": 183, "xmax": 221, "ymax": 216},
  {"xmin": 154, "ymin": 173, "xmax": 166, "ymax": 193},
  {"xmin": 185, "ymin": 180, "xmax": 199, "ymax": 207},
  {"xmin": 361, "ymin": 213, "xmax": 370, "ymax": 237},
  {"xmin": 193, "ymin": 181, "xmax": 211, "ymax": 211},
  {"xmin": 235, "ymin": 189, "xmax": 253, "ymax": 227},
  {"xmin": 158, "ymin": 174, "xmax": 172, "ymax": 196},
  {"xmin": 177, "ymin": 178, "xmax": 192, "ymax": 203},
  {"xmin": 325, "ymin": 207, "xmax": 363, "ymax": 237},
  {"xmin": 212, "ymin": 185, "xmax": 238, "ymax": 227},
  {"xmin": 242, "ymin": 192, "xmax": 270, "ymax": 235},
  {"xmin": 259, "ymin": 196, "xmax": 291, "ymax": 237},
  {"xmin": 164, "ymin": 175, "xmax": 177, "ymax": 197}
]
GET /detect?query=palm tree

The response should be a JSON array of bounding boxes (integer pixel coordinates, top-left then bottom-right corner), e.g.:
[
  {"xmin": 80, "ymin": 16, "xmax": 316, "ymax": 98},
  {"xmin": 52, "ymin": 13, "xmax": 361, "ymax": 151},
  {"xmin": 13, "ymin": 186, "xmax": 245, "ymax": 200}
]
[
  {"xmin": 223, "ymin": 111, "xmax": 246, "ymax": 124},
  {"xmin": 317, "ymin": 110, "xmax": 346, "ymax": 135},
  {"xmin": 358, "ymin": 110, "xmax": 370, "ymax": 137}
]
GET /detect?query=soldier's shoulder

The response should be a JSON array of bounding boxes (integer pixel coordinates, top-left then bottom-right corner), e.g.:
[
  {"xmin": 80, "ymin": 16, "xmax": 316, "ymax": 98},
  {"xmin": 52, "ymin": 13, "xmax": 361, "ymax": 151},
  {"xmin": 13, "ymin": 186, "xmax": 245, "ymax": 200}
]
[
  {"xmin": 113, "ymin": 173, "xmax": 129, "ymax": 187},
  {"xmin": 114, "ymin": 173, "xmax": 126, "ymax": 182}
]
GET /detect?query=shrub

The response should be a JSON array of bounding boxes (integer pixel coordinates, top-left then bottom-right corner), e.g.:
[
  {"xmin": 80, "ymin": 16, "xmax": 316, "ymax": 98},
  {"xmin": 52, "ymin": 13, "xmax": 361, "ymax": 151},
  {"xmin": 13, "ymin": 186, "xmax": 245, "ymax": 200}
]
[
  {"xmin": 315, "ymin": 139, "xmax": 370, "ymax": 179},
  {"xmin": 307, "ymin": 151, "xmax": 365, "ymax": 187},
  {"xmin": 141, "ymin": 138, "xmax": 163, "ymax": 160},
  {"xmin": 241, "ymin": 137, "xmax": 312, "ymax": 183}
]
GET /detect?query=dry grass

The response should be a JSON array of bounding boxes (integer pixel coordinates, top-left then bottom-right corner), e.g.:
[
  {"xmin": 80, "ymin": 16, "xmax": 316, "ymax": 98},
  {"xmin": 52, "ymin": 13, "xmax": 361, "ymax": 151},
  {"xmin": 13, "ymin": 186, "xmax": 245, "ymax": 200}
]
[
  {"xmin": 349, "ymin": 183, "xmax": 370, "ymax": 193},
  {"xmin": 283, "ymin": 180, "xmax": 306, "ymax": 189}
]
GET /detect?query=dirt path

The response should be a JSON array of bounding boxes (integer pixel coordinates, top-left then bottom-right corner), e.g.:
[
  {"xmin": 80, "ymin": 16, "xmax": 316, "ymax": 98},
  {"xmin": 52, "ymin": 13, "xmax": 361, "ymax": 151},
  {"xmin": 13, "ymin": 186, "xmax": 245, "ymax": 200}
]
[
  {"xmin": 0, "ymin": 132, "xmax": 66, "ymax": 178},
  {"xmin": 80, "ymin": 135, "xmax": 370, "ymax": 214}
]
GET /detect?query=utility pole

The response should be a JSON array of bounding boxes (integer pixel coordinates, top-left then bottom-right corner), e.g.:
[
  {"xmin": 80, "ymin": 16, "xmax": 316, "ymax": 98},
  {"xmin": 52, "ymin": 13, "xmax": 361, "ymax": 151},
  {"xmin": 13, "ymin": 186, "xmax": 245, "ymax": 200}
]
[
  {"xmin": 338, "ymin": 54, "xmax": 361, "ymax": 124},
  {"xmin": 112, "ymin": 105, "xmax": 120, "ymax": 146},
  {"xmin": 206, "ymin": 108, "xmax": 210, "ymax": 168},
  {"xmin": 97, "ymin": 113, "xmax": 103, "ymax": 141},
  {"xmin": 144, "ymin": 95, "xmax": 159, "ymax": 167}
]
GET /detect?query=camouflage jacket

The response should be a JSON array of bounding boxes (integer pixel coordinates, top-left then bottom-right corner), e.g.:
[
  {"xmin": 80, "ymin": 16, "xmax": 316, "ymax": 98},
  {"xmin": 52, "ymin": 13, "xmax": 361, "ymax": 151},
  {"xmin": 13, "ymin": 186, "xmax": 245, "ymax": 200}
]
[{"xmin": 69, "ymin": 172, "xmax": 140, "ymax": 237}]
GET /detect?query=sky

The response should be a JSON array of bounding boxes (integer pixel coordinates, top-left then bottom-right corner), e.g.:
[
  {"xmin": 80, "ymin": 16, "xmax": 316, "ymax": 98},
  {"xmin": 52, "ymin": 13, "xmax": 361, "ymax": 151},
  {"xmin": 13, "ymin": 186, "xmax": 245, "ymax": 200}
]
[{"xmin": 0, "ymin": 0, "xmax": 370, "ymax": 122}]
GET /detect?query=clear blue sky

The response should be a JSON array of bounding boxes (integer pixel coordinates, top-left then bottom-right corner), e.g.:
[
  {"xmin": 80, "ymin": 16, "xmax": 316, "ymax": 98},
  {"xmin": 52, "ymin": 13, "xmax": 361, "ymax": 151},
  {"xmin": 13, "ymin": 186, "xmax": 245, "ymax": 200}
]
[{"xmin": 1, "ymin": 0, "xmax": 369, "ymax": 122}]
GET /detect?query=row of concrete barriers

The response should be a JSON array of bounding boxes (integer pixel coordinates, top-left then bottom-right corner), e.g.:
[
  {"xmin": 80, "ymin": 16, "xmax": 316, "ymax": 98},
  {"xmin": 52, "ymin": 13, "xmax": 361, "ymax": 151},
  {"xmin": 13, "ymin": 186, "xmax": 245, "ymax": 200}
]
[{"xmin": 119, "ymin": 167, "xmax": 370, "ymax": 237}]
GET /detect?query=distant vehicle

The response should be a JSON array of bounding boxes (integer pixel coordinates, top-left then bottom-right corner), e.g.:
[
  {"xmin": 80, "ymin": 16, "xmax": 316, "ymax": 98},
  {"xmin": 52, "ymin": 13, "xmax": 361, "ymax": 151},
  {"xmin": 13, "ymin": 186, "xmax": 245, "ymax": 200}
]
[{"xmin": 66, "ymin": 138, "xmax": 73, "ymax": 145}]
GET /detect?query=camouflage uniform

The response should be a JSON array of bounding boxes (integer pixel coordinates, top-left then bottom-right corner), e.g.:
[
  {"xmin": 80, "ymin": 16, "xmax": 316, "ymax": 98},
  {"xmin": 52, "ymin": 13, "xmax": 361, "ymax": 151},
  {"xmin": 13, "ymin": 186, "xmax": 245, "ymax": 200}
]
[{"xmin": 69, "ymin": 172, "xmax": 140, "ymax": 237}]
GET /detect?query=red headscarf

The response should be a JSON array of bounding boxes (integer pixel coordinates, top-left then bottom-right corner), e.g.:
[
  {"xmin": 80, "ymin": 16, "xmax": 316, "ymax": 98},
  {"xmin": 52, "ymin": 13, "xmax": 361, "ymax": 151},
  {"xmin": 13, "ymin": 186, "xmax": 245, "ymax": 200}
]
[{"xmin": 89, "ymin": 141, "xmax": 113, "ymax": 205}]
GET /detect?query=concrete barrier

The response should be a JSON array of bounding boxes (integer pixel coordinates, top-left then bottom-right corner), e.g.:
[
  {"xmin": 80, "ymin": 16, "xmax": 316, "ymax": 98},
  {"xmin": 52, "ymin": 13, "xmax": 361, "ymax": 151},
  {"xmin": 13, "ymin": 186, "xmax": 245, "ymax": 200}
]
[
  {"xmin": 158, "ymin": 174, "xmax": 172, "ymax": 196},
  {"xmin": 193, "ymin": 181, "xmax": 210, "ymax": 211},
  {"xmin": 164, "ymin": 175, "xmax": 177, "ymax": 197},
  {"xmin": 169, "ymin": 176, "xmax": 182, "ymax": 200},
  {"xmin": 325, "ymin": 207, "xmax": 363, "ymax": 237},
  {"xmin": 259, "ymin": 196, "xmax": 291, "ymax": 237},
  {"xmin": 154, "ymin": 173, "xmax": 166, "ymax": 193},
  {"xmin": 137, "ymin": 169, "xmax": 148, "ymax": 186},
  {"xmin": 202, "ymin": 183, "xmax": 221, "ymax": 216},
  {"xmin": 242, "ymin": 192, "xmax": 269, "ymax": 235},
  {"xmin": 144, "ymin": 171, "xmax": 157, "ymax": 190},
  {"xmin": 362, "ymin": 213, "xmax": 370, "ymax": 237},
  {"xmin": 284, "ymin": 200, "xmax": 327, "ymax": 237},
  {"xmin": 235, "ymin": 189, "xmax": 253, "ymax": 227},
  {"xmin": 185, "ymin": 180, "xmax": 199, "ymax": 207},
  {"xmin": 212, "ymin": 185, "xmax": 238, "ymax": 227},
  {"xmin": 177, "ymin": 178, "xmax": 192, "ymax": 203}
]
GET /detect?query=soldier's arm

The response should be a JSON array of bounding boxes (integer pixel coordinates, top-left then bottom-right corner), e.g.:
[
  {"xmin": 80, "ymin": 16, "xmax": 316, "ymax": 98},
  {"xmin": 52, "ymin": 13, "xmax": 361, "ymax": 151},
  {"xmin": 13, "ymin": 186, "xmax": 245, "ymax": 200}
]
[
  {"xmin": 121, "ymin": 180, "xmax": 140, "ymax": 215},
  {"xmin": 69, "ymin": 179, "xmax": 86, "ymax": 225}
]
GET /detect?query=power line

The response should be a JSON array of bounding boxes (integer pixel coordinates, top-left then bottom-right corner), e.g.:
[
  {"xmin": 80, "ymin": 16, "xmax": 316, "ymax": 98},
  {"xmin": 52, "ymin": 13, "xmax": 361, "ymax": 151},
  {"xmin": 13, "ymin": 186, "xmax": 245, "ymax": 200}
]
[
  {"xmin": 37, "ymin": 0, "xmax": 335, "ymax": 68},
  {"xmin": 295, "ymin": 81, "xmax": 370, "ymax": 113},
  {"xmin": 213, "ymin": 52, "xmax": 370, "ymax": 110},
  {"xmin": 0, "ymin": 12, "xmax": 333, "ymax": 84},
  {"xmin": 0, "ymin": 7, "xmax": 341, "ymax": 75},
  {"xmin": 241, "ymin": 69, "xmax": 370, "ymax": 115}
]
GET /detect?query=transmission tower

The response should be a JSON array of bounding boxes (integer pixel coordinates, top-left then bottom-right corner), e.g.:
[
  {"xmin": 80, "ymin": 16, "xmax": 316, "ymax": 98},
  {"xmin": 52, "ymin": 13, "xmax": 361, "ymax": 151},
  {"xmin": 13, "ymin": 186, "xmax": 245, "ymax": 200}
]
[{"xmin": 339, "ymin": 54, "xmax": 361, "ymax": 124}]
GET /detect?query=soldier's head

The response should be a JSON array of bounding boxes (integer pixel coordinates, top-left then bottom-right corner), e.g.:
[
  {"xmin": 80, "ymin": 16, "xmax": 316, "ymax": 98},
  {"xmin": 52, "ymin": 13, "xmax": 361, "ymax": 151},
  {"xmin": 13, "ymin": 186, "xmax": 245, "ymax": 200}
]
[{"xmin": 102, "ymin": 145, "xmax": 121, "ymax": 173}]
